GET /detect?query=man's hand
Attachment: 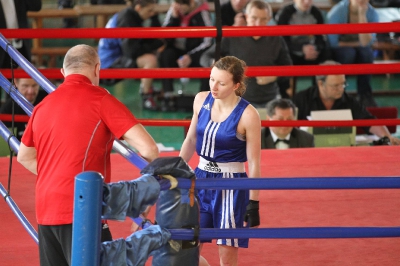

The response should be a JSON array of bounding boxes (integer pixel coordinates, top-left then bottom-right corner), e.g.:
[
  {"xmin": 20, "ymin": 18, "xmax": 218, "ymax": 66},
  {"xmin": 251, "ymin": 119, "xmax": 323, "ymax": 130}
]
[
  {"xmin": 233, "ymin": 12, "xmax": 246, "ymax": 26},
  {"xmin": 357, "ymin": 0, "xmax": 369, "ymax": 16},
  {"xmin": 303, "ymin": 44, "xmax": 319, "ymax": 60},
  {"xmin": 171, "ymin": 2, "xmax": 181, "ymax": 17},
  {"xmin": 389, "ymin": 136, "xmax": 400, "ymax": 145},
  {"xmin": 177, "ymin": 54, "xmax": 192, "ymax": 68},
  {"xmin": 256, "ymin": 76, "xmax": 276, "ymax": 85}
]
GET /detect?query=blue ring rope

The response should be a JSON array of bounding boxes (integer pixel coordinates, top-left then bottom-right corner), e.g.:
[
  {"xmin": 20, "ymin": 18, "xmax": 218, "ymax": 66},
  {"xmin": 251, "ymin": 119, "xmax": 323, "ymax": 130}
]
[
  {"xmin": 0, "ymin": 121, "xmax": 20, "ymax": 154},
  {"xmin": 0, "ymin": 183, "xmax": 39, "ymax": 243},
  {"xmin": 174, "ymin": 177, "xmax": 400, "ymax": 190},
  {"xmin": 168, "ymin": 227, "xmax": 400, "ymax": 240}
]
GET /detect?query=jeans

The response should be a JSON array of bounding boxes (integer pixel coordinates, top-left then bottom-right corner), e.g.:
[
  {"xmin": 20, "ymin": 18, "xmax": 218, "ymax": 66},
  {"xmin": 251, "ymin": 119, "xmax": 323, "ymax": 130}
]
[{"xmin": 331, "ymin": 46, "xmax": 374, "ymax": 98}]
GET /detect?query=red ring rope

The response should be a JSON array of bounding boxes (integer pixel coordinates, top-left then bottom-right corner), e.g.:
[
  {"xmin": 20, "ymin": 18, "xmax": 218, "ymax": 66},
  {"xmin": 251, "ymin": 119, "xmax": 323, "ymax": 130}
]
[
  {"xmin": 1, "ymin": 114, "xmax": 399, "ymax": 127},
  {"xmin": 1, "ymin": 63, "xmax": 400, "ymax": 79},
  {"xmin": 1, "ymin": 22, "xmax": 399, "ymax": 39}
]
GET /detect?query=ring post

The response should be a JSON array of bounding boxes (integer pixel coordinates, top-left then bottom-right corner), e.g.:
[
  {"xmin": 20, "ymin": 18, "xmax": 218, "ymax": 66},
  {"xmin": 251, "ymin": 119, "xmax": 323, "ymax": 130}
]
[{"xmin": 71, "ymin": 171, "xmax": 103, "ymax": 266}]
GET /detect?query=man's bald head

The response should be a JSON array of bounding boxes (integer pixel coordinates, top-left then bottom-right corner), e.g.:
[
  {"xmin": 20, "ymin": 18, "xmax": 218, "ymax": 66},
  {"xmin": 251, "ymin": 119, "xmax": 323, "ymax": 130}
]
[
  {"xmin": 62, "ymin": 44, "xmax": 101, "ymax": 85},
  {"xmin": 63, "ymin": 44, "xmax": 99, "ymax": 74}
]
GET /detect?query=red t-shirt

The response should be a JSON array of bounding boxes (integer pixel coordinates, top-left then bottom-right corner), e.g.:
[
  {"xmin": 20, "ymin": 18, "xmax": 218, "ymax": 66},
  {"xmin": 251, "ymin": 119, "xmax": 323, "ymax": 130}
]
[{"xmin": 22, "ymin": 74, "xmax": 138, "ymax": 225}]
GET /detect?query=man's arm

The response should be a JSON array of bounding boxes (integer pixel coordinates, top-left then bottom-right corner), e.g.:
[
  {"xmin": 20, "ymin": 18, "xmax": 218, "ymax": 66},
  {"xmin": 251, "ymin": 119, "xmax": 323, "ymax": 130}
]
[
  {"xmin": 17, "ymin": 143, "xmax": 38, "ymax": 175},
  {"xmin": 357, "ymin": 3, "xmax": 373, "ymax": 46},
  {"xmin": 199, "ymin": 42, "xmax": 216, "ymax": 67},
  {"xmin": 326, "ymin": 4, "xmax": 343, "ymax": 48},
  {"xmin": 123, "ymin": 124, "xmax": 159, "ymax": 163}
]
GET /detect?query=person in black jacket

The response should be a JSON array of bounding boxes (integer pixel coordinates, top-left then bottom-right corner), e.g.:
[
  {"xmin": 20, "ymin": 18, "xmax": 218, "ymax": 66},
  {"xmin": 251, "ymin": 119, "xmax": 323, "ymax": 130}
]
[
  {"xmin": 0, "ymin": 0, "xmax": 41, "ymax": 107},
  {"xmin": 0, "ymin": 78, "xmax": 47, "ymax": 140},
  {"xmin": 98, "ymin": 0, "xmax": 165, "ymax": 110},
  {"xmin": 275, "ymin": 0, "xmax": 329, "ymax": 66},
  {"xmin": 261, "ymin": 98, "xmax": 314, "ymax": 149},
  {"xmin": 220, "ymin": 0, "xmax": 249, "ymax": 26},
  {"xmin": 159, "ymin": 0, "xmax": 213, "ymax": 100}
]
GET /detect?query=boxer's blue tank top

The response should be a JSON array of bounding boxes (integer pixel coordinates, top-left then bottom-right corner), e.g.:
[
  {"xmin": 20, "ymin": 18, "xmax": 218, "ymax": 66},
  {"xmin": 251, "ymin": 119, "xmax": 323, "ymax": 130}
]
[{"xmin": 196, "ymin": 92, "xmax": 249, "ymax": 163}]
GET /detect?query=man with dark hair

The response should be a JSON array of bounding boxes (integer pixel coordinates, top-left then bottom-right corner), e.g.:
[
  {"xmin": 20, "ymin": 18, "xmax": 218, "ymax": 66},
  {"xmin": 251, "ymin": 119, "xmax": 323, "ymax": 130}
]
[
  {"xmin": 0, "ymin": 0, "xmax": 41, "ymax": 106},
  {"xmin": 0, "ymin": 78, "xmax": 47, "ymax": 140},
  {"xmin": 262, "ymin": 98, "xmax": 314, "ymax": 149}
]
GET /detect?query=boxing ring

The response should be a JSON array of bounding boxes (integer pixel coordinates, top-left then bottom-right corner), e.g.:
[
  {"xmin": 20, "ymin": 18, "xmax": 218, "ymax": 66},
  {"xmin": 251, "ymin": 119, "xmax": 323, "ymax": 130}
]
[{"xmin": 1, "ymin": 22, "xmax": 400, "ymax": 265}]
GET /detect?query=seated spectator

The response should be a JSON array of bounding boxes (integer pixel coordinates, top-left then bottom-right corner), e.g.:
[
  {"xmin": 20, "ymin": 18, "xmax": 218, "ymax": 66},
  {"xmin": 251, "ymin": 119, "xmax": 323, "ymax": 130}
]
[
  {"xmin": 158, "ymin": 0, "xmax": 213, "ymax": 107},
  {"xmin": 0, "ymin": 78, "xmax": 47, "ymax": 140},
  {"xmin": 327, "ymin": 0, "xmax": 379, "ymax": 107},
  {"xmin": 220, "ymin": 0, "xmax": 249, "ymax": 26},
  {"xmin": 0, "ymin": 0, "xmax": 41, "ymax": 107},
  {"xmin": 261, "ymin": 98, "xmax": 315, "ymax": 149},
  {"xmin": 293, "ymin": 60, "xmax": 400, "ymax": 145},
  {"xmin": 200, "ymin": 0, "xmax": 292, "ymax": 109},
  {"xmin": 275, "ymin": 0, "xmax": 329, "ymax": 66},
  {"xmin": 98, "ymin": 0, "xmax": 165, "ymax": 111},
  {"xmin": 58, "ymin": 0, "xmax": 78, "ymax": 28}
]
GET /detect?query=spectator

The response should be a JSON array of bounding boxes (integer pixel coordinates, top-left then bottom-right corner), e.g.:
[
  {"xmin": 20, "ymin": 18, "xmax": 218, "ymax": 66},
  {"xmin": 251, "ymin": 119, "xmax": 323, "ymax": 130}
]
[
  {"xmin": 327, "ymin": 0, "xmax": 379, "ymax": 107},
  {"xmin": 0, "ymin": 78, "xmax": 47, "ymax": 140},
  {"xmin": 98, "ymin": 0, "xmax": 165, "ymax": 111},
  {"xmin": 275, "ymin": 0, "xmax": 330, "ymax": 66},
  {"xmin": 262, "ymin": 98, "xmax": 314, "ymax": 149},
  {"xmin": 220, "ymin": 0, "xmax": 249, "ymax": 26},
  {"xmin": 180, "ymin": 56, "xmax": 261, "ymax": 266},
  {"xmin": 159, "ymin": 0, "xmax": 213, "ymax": 108},
  {"xmin": 17, "ymin": 44, "xmax": 159, "ymax": 265},
  {"xmin": 200, "ymin": 0, "xmax": 293, "ymax": 109},
  {"xmin": 293, "ymin": 60, "xmax": 400, "ymax": 145},
  {"xmin": 0, "ymin": 0, "xmax": 41, "ymax": 107},
  {"xmin": 58, "ymin": 0, "xmax": 77, "ymax": 28}
]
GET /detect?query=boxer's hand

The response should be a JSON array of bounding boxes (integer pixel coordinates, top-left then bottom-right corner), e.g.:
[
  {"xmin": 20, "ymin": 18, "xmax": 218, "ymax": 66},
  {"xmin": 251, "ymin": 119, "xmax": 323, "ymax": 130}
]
[{"xmin": 244, "ymin": 200, "xmax": 260, "ymax": 227}]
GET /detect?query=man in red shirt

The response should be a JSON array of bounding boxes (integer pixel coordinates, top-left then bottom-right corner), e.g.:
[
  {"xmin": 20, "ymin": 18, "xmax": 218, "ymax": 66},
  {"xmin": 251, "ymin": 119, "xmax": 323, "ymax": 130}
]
[{"xmin": 17, "ymin": 44, "xmax": 159, "ymax": 266}]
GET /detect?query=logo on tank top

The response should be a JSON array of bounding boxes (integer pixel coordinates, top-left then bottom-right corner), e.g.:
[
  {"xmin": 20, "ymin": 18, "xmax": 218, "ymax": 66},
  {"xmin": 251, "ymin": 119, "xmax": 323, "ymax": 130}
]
[
  {"xmin": 204, "ymin": 161, "xmax": 221, "ymax": 172},
  {"xmin": 203, "ymin": 103, "xmax": 210, "ymax": 110}
]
